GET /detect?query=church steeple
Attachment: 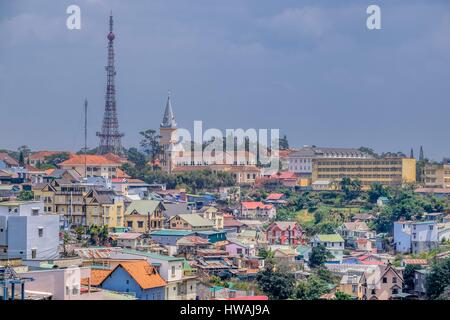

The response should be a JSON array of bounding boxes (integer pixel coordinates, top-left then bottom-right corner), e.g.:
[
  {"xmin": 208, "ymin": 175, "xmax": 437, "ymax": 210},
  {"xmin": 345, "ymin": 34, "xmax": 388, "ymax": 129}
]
[{"xmin": 160, "ymin": 91, "xmax": 177, "ymax": 129}]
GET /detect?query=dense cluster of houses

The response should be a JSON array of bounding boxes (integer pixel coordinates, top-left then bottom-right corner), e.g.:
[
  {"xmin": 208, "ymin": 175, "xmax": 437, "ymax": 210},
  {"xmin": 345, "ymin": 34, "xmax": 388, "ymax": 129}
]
[{"xmin": 1, "ymin": 150, "xmax": 450, "ymax": 301}]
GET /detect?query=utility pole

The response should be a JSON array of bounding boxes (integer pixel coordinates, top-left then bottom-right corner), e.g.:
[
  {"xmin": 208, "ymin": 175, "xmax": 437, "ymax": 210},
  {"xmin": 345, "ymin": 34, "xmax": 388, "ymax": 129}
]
[{"xmin": 84, "ymin": 98, "xmax": 88, "ymax": 178}]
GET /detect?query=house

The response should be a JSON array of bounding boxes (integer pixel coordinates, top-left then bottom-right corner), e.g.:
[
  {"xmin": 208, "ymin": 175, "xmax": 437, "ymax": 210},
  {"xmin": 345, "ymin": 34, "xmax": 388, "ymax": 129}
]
[
  {"xmin": 113, "ymin": 232, "xmax": 144, "ymax": 249},
  {"xmin": 197, "ymin": 206, "xmax": 224, "ymax": 229},
  {"xmin": 168, "ymin": 213, "xmax": 215, "ymax": 231},
  {"xmin": 438, "ymin": 222, "xmax": 450, "ymax": 242},
  {"xmin": 84, "ymin": 188, "xmax": 125, "ymax": 230},
  {"xmin": 124, "ymin": 200, "xmax": 165, "ymax": 233},
  {"xmin": 225, "ymin": 240, "xmax": 257, "ymax": 257},
  {"xmin": 0, "ymin": 201, "xmax": 59, "ymax": 260},
  {"xmin": 394, "ymin": 221, "xmax": 438, "ymax": 254},
  {"xmin": 58, "ymin": 154, "xmax": 122, "ymax": 179},
  {"xmin": 176, "ymin": 236, "xmax": 211, "ymax": 257},
  {"xmin": 264, "ymin": 193, "xmax": 287, "ymax": 205},
  {"xmin": 295, "ymin": 245, "xmax": 312, "ymax": 263},
  {"xmin": 98, "ymin": 261, "xmax": 166, "ymax": 300},
  {"xmin": 115, "ymin": 250, "xmax": 197, "ymax": 300},
  {"xmin": 413, "ymin": 269, "xmax": 429, "ymax": 297},
  {"xmin": 401, "ymin": 259, "xmax": 428, "ymax": 268},
  {"xmin": 28, "ymin": 151, "xmax": 71, "ymax": 167},
  {"xmin": 339, "ymin": 273, "xmax": 363, "ymax": 299},
  {"xmin": 376, "ymin": 196, "xmax": 390, "ymax": 207},
  {"xmin": 223, "ymin": 214, "xmax": 244, "ymax": 233},
  {"xmin": 337, "ymin": 222, "xmax": 376, "ymax": 246},
  {"xmin": 0, "ymin": 153, "xmax": 19, "ymax": 169},
  {"xmin": 265, "ymin": 221, "xmax": 303, "ymax": 245},
  {"xmin": 360, "ymin": 264, "xmax": 404, "ymax": 300},
  {"xmin": 310, "ymin": 234, "xmax": 345, "ymax": 263},
  {"xmin": 150, "ymin": 229, "xmax": 194, "ymax": 246},
  {"xmin": 272, "ymin": 247, "xmax": 297, "ymax": 264},
  {"xmin": 239, "ymin": 202, "xmax": 276, "ymax": 220},
  {"xmin": 351, "ymin": 213, "xmax": 375, "ymax": 223}
]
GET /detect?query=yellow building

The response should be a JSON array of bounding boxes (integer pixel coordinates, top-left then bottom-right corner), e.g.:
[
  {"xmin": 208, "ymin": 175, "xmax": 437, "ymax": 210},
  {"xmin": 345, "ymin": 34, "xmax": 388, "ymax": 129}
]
[
  {"xmin": 124, "ymin": 200, "xmax": 165, "ymax": 233},
  {"xmin": 423, "ymin": 160, "xmax": 450, "ymax": 188},
  {"xmin": 312, "ymin": 157, "xmax": 416, "ymax": 189},
  {"xmin": 84, "ymin": 189, "xmax": 124, "ymax": 229}
]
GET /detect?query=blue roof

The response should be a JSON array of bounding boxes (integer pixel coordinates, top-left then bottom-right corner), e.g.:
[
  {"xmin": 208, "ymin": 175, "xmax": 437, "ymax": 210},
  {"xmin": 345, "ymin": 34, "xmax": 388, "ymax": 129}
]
[{"xmin": 149, "ymin": 229, "xmax": 194, "ymax": 237}]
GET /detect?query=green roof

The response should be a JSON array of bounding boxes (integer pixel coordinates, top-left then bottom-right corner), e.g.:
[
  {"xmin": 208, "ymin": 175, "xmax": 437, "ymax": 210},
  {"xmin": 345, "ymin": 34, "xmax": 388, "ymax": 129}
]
[
  {"xmin": 171, "ymin": 214, "xmax": 214, "ymax": 227},
  {"xmin": 121, "ymin": 249, "xmax": 184, "ymax": 262},
  {"xmin": 150, "ymin": 229, "xmax": 194, "ymax": 237},
  {"xmin": 315, "ymin": 234, "xmax": 344, "ymax": 242},
  {"xmin": 125, "ymin": 200, "xmax": 161, "ymax": 216}
]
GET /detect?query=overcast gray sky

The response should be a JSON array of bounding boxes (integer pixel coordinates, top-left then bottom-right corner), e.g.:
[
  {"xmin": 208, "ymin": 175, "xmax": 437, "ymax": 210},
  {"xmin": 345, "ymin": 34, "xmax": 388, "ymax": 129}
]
[{"xmin": 0, "ymin": 0, "xmax": 449, "ymax": 160}]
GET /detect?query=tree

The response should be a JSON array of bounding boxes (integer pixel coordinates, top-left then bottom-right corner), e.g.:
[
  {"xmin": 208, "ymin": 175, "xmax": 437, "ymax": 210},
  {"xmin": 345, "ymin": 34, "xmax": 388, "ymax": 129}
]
[
  {"xmin": 278, "ymin": 135, "xmax": 289, "ymax": 150},
  {"xmin": 309, "ymin": 245, "xmax": 332, "ymax": 268},
  {"xmin": 426, "ymin": 258, "xmax": 450, "ymax": 299},
  {"xmin": 62, "ymin": 231, "xmax": 71, "ymax": 256},
  {"xmin": 17, "ymin": 190, "xmax": 34, "ymax": 201},
  {"xmin": 256, "ymin": 266, "xmax": 295, "ymax": 300},
  {"xmin": 368, "ymin": 183, "xmax": 389, "ymax": 203},
  {"xmin": 139, "ymin": 129, "xmax": 162, "ymax": 166},
  {"xmin": 334, "ymin": 291, "xmax": 353, "ymax": 300},
  {"xmin": 340, "ymin": 177, "xmax": 362, "ymax": 201},
  {"xmin": 126, "ymin": 147, "xmax": 147, "ymax": 169},
  {"xmin": 43, "ymin": 152, "xmax": 70, "ymax": 167},
  {"xmin": 17, "ymin": 145, "xmax": 31, "ymax": 165},
  {"xmin": 294, "ymin": 275, "xmax": 330, "ymax": 300}
]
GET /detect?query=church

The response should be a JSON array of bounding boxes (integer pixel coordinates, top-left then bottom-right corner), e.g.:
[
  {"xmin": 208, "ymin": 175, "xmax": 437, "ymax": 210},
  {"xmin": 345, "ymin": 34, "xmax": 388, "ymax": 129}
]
[{"xmin": 158, "ymin": 94, "xmax": 262, "ymax": 184}]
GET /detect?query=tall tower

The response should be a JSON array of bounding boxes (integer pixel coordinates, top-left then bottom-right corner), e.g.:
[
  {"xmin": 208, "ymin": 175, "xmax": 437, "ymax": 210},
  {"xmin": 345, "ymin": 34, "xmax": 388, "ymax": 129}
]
[
  {"xmin": 160, "ymin": 92, "xmax": 178, "ymax": 173},
  {"xmin": 97, "ymin": 13, "xmax": 124, "ymax": 155}
]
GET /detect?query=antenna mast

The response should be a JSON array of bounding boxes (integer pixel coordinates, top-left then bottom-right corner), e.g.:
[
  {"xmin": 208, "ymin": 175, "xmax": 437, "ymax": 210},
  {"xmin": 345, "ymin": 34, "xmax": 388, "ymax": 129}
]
[{"xmin": 84, "ymin": 99, "xmax": 88, "ymax": 178}]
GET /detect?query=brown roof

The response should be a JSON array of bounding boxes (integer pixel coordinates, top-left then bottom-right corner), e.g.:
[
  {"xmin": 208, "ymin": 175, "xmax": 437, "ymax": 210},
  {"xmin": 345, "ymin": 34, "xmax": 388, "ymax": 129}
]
[
  {"xmin": 29, "ymin": 151, "xmax": 71, "ymax": 160},
  {"xmin": 0, "ymin": 152, "xmax": 19, "ymax": 166}
]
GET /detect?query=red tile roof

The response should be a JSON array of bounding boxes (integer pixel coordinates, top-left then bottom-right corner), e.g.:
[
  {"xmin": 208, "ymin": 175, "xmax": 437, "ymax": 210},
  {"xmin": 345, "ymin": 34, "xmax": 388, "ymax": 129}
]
[
  {"xmin": 59, "ymin": 155, "xmax": 121, "ymax": 166},
  {"xmin": 241, "ymin": 202, "xmax": 273, "ymax": 210},
  {"xmin": 266, "ymin": 193, "xmax": 284, "ymax": 200}
]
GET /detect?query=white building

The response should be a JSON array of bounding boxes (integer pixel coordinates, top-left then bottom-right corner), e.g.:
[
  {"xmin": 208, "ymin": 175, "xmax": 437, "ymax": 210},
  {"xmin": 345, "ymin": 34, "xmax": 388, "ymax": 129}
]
[
  {"xmin": 0, "ymin": 201, "xmax": 59, "ymax": 260},
  {"xmin": 394, "ymin": 221, "xmax": 438, "ymax": 254},
  {"xmin": 310, "ymin": 234, "xmax": 345, "ymax": 262},
  {"xmin": 288, "ymin": 146, "xmax": 371, "ymax": 176}
]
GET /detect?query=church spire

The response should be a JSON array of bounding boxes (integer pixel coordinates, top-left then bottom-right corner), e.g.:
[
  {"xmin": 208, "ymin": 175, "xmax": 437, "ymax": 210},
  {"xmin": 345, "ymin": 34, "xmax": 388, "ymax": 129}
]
[{"xmin": 161, "ymin": 91, "xmax": 177, "ymax": 128}]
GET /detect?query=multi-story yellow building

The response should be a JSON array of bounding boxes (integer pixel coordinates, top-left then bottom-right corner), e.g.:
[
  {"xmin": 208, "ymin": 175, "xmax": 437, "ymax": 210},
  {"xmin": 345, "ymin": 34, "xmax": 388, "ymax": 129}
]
[
  {"xmin": 33, "ymin": 179, "xmax": 124, "ymax": 229},
  {"xmin": 423, "ymin": 159, "xmax": 450, "ymax": 188},
  {"xmin": 312, "ymin": 157, "xmax": 416, "ymax": 189},
  {"xmin": 124, "ymin": 200, "xmax": 165, "ymax": 233},
  {"xmin": 84, "ymin": 189, "xmax": 124, "ymax": 229}
]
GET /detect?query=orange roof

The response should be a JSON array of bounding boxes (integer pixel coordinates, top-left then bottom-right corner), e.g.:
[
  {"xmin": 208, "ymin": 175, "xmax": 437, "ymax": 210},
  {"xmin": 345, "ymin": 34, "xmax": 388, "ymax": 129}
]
[
  {"xmin": 81, "ymin": 269, "xmax": 112, "ymax": 286},
  {"xmin": 112, "ymin": 261, "xmax": 166, "ymax": 289},
  {"xmin": 270, "ymin": 171, "xmax": 297, "ymax": 180},
  {"xmin": 103, "ymin": 153, "xmax": 128, "ymax": 163},
  {"xmin": 45, "ymin": 168, "xmax": 55, "ymax": 176},
  {"xmin": 403, "ymin": 259, "xmax": 428, "ymax": 265},
  {"xmin": 116, "ymin": 168, "xmax": 131, "ymax": 179},
  {"xmin": 59, "ymin": 155, "xmax": 120, "ymax": 166},
  {"xmin": 266, "ymin": 193, "xmax": 284, "ymax": 200},
  {"xmin": 241, "ymin": 202, "xmax": 273, "ymax": 210}
]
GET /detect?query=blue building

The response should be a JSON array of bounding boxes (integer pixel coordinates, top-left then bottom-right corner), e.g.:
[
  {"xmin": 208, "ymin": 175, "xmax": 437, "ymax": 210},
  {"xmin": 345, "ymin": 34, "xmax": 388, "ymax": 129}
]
[
  {"xmin": 150, "ymin": 229, "xmax": 194, "ymax": 246},
  {"xmin": 99, "ymin": 261, "xmax": 166, "ymax": 300}
]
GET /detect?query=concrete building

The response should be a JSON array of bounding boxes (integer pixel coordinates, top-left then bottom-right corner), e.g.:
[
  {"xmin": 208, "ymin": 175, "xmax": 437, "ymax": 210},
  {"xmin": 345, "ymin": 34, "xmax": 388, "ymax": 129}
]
[
  {"xmin": 394, "ymin": 221, "xmax": 438, "ymax": 254},
  {"xmin": 422, "ymin": 159, "xmax": 450, "ymax": 188},
  {"xmin": 288, "ymin": 146, "xmax": 371, "ymax": 176},
  {"xmin": 0, "ymin": 201, "xmax": 59, "ymax": 260},
  {"xmin": 312, "ymin": 157, "xmax": 416, "ymax": 189}
]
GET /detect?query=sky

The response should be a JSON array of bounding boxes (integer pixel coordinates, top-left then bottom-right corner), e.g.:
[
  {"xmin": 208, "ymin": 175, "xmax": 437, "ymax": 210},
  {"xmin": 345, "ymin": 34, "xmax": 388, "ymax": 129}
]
[{"xmin": 0, "ymin": 0, "xmax": 449, "ymax": 160}]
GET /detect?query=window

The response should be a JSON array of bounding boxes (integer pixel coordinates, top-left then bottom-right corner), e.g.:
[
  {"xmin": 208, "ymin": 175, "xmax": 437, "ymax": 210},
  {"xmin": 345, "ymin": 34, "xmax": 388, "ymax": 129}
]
[
  {"xmin": 126, "ymin": 280, "xmax": 129, "ymax": 284},
  {"xmin": 31, "ymin": 249, "xmax": 37, "ymax": 259},
  {"xmin": 382, "ymin": 277, "xmax": 387, "ymax": 283},
  {"xmin": 127, "ymin": 221, "xmax": 133, "ymax": 228},
  {"xmin": 171, "ymin": 266, "xmax": 176, "ymax": 277},
  {"xmin": 236, "ymin": 248, "xmax": 243, "ymax": 254},
  {"xmin": 138, "ymin": 221, "xmax": 144, "ymax": 228},
  {"xmin": 38, "ymin": 227, "xmax": 43, "ymax": 237},
  {"xmin": 371, "ymin": 289, "xmax": 376, "ymax": 295},
  {"xmin": 429, "ymin": 225, "xmax": 434, "ymax": 230},
  {"xmin": 392, "ymin": 277, "xmax": 397, "ymax": 284},
  {"xmin": 392, "ymin": 288, "xmax": 398, "ymax": 294}
]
